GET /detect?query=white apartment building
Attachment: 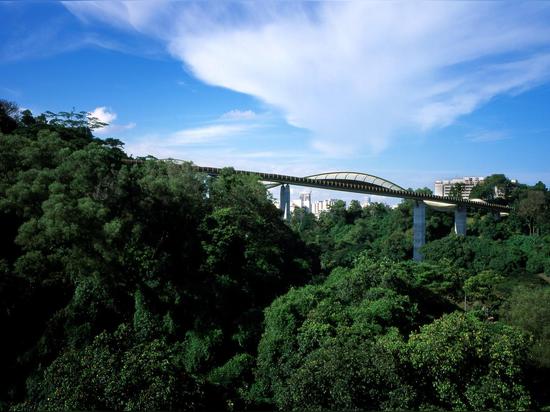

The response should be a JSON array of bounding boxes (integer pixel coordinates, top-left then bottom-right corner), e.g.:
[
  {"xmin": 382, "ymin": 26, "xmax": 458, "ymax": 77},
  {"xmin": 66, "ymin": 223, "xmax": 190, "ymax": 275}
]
[
  {"xmin": 290, "ymin": 191, "xmax": 313, "ymax": 213},
  {"xmin": 312, "ymin": 199, "xmax": 339, "ymax": 217},
  {"xmin": 434, "ymin": 176, "xmax": 485, "ymax": 199}
]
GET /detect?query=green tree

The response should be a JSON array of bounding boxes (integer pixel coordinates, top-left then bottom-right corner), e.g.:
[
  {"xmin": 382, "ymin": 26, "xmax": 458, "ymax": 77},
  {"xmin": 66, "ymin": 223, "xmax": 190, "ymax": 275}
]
[
  {"xmin": 17, "ymin": 324, "xmax": 205, "ymax": 411},
  {"xmin": 469, "ymin": 174, "xmax": 514, "ymax": 202},
  {"xmin": 501, "ymin": 286, "xmax": 550, "ymax": 368},
  {"xmin": 422, "ymin": 235, "xmax": 526, "ymax": 276},
  {"xmin": 254, "ymin": 257, "xmax": 422, "ymax": 410},
  {"xmin": 517, "ymin": 190, "xmax": 547, "ymax": 235},
  {"xmin": 0, "ymin": 99, "xmax": 19, "ymax": 134},
  {"xmin": 463, "ymin": 270, "xmax": 505, "ymax": 314},
  {"xmin": 500, "ymin": 286, "xmax": 550, "ymax": 408},
  {"xmin": 280, "ymin": 333, "xmax": 413, "ymax": 411},
  {"xmin": 408, "ymin": 311, "xmax": 531, "ymax": 410},
  {"xmin": 0, "ymin": 108, "xmax": 317, "ymax": 410},
  {"xmin": 449, "ymin": 182, "xmax": 465, "ymax": 198}
]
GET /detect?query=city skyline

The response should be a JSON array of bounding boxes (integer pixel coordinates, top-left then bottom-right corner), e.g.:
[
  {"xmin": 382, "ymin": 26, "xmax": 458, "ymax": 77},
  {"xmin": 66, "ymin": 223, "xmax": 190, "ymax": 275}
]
[{"xmin": 2, "ymin": 1, "xmax": 550, "ymax": 197}]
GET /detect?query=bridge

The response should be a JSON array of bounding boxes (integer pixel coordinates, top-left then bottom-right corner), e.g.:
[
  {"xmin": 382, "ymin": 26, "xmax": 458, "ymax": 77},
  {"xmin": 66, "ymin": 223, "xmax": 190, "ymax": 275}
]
[
  {"xmin": 193, "ymin": 165, "xmax": 510, "ymax": 261},
  {"xmin": 123, "ymin": 159, "xmax": 510, "ymax": 261}
]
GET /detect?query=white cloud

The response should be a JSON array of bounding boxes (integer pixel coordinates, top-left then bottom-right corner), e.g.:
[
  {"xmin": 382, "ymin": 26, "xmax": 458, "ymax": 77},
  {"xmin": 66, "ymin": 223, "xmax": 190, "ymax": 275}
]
[
  {"xmin": 67, "ymin": 2, "xmax": 550, "ymax": 154},
  {"xmin": 169, "ymin": 123, "xmax": 254, "ymax": 144},
  {"xmin": 89, "ymin": 106, "xmax": 117, "ymax": 124},
  {"xmin": 467, "ymin": 130, "xmax": 510, "ymax": 143},
  {"xmin": 89, "ymin": 106, "xmax": 135, "ymax": 136},
  {"xmin": 124, "ymin": 132, "xmax": 333, "ymax": 174},
  {"xmin": 221, "ymin": 109, "xmax": 257, "ymax": 120}
]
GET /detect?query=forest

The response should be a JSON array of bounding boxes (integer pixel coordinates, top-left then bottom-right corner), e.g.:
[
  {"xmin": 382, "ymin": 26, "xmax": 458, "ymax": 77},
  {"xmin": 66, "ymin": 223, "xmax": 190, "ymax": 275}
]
[{"xmin": 1, "ymin": 100, "xmax": 549, "ymax": 411}]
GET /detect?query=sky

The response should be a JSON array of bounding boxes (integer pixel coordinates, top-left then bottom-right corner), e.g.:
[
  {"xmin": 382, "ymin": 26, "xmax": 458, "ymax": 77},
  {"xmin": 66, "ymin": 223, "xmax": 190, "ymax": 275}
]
[{"xmin": 1, "ymin": 1, "xmax": 550, "ymax": 205}]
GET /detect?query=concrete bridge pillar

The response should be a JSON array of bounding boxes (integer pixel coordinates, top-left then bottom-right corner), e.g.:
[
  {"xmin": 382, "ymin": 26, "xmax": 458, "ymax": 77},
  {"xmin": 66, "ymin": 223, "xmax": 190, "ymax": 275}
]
[
  {"xmin": 413, "ymin": 201, "xmax": 426, "ymax": 261},
  {"xmin": 279, "ymin": 184, "xmax": 291, "ymax": 221},
  {"xmin": 284, "ymin": 184, "xmax": 291, "ymax": 220},
  {"xmin": 454, "ymin": 206, "xmax": 467, "ymax": 236}
]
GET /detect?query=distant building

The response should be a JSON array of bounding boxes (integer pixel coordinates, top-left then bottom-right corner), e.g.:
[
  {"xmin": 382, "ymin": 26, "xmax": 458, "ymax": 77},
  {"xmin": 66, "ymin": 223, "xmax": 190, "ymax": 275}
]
[
  {"xmin": 290, "ymin": 191, "xmax": 312, "ymax": 213},
  {"xmin": 360, "ymin": 196, "xmax": 372, "ymax": 208},
  {"xmin": 312, "ymin": 199, "xmax": 340, "ymax": 217},
  {"xmin": 434, "ymin": 176, "xmax": 485, "ymax": 199},
  {"xmin": 300, "ymin": 191, "xmax": 312, "ymax": 211}
]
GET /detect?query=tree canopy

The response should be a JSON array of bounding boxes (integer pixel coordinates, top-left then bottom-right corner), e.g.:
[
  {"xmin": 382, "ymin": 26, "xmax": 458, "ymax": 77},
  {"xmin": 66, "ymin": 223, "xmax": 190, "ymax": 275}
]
[{"xmin": 1, "ymin": 104, "xmax": 549, "ymax": 410}]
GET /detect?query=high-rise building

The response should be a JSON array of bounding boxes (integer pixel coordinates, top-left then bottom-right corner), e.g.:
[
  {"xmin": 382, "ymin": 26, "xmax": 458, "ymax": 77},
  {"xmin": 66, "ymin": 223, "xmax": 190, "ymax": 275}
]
[
  {"xmin": 434, "ymin": 176, "xmax": 485, "ymax": 199},
  {"xmin": 312, "ymin": 199, "xmax": 339, "ymax": 217},
  {"xmin": 299, "ymin": 191, "xmax": 312, "ymax": 211},
  {"xmin": 290, "ymin": 191, "xmax": 312, "ymax": 213}
]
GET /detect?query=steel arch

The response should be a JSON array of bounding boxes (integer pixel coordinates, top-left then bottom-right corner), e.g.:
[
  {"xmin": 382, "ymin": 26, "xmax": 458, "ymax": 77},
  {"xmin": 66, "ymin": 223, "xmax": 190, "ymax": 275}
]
[{"xmin": 303, "ymin": 172, "xmax": 405, "ymax": 191}]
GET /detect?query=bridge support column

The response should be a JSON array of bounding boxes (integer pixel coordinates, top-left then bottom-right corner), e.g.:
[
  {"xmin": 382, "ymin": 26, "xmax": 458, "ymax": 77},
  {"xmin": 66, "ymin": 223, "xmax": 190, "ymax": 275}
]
[
  {"xmin": 284, "ymin": 184, "xmax": 291, "ymax": 220},
  {"xmin": 413, "ymin": 201, "xmax": 426, "ymax": 261},
  {"xmin": 279, "ymin": 184, "xmax": 291, "ymax": 221},
  {"xmin": 454, "ymin": 206, "xmax": 467, "ymax": 236}
]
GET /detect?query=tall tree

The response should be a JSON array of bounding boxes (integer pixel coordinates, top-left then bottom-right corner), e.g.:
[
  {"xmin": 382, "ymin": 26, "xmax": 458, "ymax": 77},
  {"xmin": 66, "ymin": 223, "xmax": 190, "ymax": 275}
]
[{"xmin": 517, "ymin": 190, "xmax": 547, "ymax": 235}]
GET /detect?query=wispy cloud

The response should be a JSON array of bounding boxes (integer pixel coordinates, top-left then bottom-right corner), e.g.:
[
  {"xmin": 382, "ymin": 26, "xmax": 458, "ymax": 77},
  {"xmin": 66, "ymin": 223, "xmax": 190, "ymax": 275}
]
[
  {"xmin": 466, "ymin": 130, "xmax": 510, "ymax": 143},
  {"xmin": 169, "ymin": 123, "xmax": 255, "ymax": 144},
  {"xmin": 0, "ymin": 18, "xmax": 80, "ymax": 62},
  {"xmin": 123, "ymin": 116, "xmax": 261, "ymax": 162},
  {"xmin": 66, "ymin": 2, "xmax": 550, "ymax": 155},
  {"xmin": 221, "ymin": 109, "xmax": 257, "ymax": 120},
  {"xmin": 0, "ymin": 2, "xmax": 166, "ymax": 64},
  {"xmin": 90, "ymin": 106, "xmax": 136, "ymax": 136}
]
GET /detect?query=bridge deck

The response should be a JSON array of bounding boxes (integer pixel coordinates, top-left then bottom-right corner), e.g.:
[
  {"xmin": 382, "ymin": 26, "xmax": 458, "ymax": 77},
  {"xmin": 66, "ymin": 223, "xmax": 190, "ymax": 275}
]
[
  {"xmin": 120, "ymin": 159, "xmax": 510, "ymax": 212},
  {"xmin": 194, "ymin": 165, "xmax": 510, "ymax": 213}
]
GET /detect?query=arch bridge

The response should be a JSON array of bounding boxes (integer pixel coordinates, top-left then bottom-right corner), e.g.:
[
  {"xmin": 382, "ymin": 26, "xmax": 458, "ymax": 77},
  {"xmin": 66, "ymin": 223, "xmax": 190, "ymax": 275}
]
[{"xmin": 193, "ymin": 165, "xmax": 510, "ymax": 261}]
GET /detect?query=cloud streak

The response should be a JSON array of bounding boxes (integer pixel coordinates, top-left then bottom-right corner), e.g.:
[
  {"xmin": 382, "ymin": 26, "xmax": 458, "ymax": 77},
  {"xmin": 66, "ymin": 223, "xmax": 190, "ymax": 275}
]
[
  {"xmin": 170, "ymin": 123, "xmax": 255, "ymax": 144},
  {"xmin": 123, "ymin": 117, "xmax": 260, "ymax": 161},
  {"xmin": 66, "ymin": 1, "xmax": 550, "ymax": 154},
  {"xmin": 467, "ymin": 130, "xmax": 510, "ymax": 143},
  {"xmin": 221, "ymin": 109, "xmax": 257, "ymax": 120}
]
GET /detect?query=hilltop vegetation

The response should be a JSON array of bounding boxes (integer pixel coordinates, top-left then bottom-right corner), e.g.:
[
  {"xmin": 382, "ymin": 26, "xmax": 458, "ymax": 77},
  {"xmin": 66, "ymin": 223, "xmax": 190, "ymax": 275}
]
[{"xmin": 1, "ymin": 100, "xmax": 549, "ymax": 411}]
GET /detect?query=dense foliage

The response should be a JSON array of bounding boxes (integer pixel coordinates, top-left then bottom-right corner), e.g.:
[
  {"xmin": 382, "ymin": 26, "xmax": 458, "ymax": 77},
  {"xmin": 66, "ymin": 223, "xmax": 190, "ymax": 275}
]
[
  {"xmin": 254, "ymin": 258, "xmax": 532, "ymax": 410},
  {"xmin": 0, "ymin": 102, "xmax": 315, "ymax": 411},
  {"xmin": 1, "ymin": 100, "xmax": 549, "ymax": 410}
]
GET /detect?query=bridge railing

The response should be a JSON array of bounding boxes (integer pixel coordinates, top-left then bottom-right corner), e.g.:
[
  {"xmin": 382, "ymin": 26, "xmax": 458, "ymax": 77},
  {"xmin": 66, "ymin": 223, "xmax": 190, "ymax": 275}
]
[{"xmin": 193, "ymin": 165, "xmax": 510, "ymax": 213}]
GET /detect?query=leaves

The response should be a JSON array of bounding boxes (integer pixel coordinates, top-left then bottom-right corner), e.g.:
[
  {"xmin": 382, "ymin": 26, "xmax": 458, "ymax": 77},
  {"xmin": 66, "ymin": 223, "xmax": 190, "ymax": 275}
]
[
  {"xmin": 2, "ymin": 106, "xmax": 549, "ymax": 411},
  {"xmin": 408, "ymin": 312, "xmax": 531, "ymax": 410}
]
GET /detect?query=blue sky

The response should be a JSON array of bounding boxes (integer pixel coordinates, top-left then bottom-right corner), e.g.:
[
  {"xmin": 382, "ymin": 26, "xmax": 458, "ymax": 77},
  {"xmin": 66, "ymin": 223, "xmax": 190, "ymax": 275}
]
[{"xmin": 2, "ymin": 1, "xmax": 550, "ymax": 204}]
